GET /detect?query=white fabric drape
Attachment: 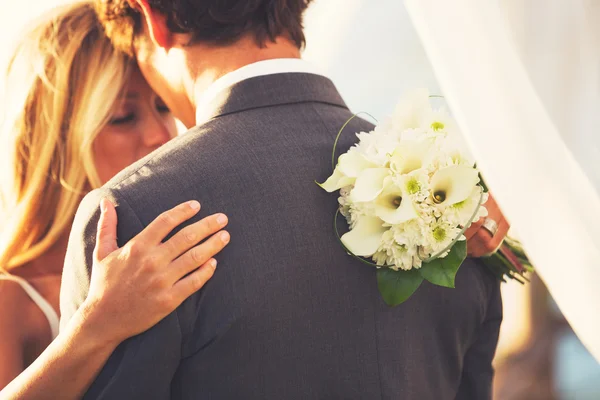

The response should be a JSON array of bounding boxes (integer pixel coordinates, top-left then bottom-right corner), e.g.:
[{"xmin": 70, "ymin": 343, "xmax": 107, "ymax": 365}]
[{"xmin": 405, "ymin": 0, "xmax": 600, "ymax": 361}]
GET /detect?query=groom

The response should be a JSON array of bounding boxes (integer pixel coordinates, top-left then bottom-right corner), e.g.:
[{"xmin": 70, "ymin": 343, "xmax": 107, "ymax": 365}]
[{"xmin": 60, "ymin": 0, "xmax": 503, "ymax": 398}]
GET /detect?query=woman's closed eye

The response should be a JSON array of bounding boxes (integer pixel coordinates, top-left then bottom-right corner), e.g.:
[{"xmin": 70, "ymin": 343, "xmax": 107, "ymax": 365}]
[
  {"xmin": 155, "ymin": 99, "xmax": 170, "ymax": 114},
  {"xmin": 109, "ymin": 101, "xmax": 137, "ymax": 125},
  {"xmin": 109, "ymin": 112, "xmax": 136, "ymax": 125}
]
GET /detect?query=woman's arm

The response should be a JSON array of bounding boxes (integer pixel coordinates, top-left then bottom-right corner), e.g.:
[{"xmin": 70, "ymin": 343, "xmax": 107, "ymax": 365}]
[
  {"xmin": 0, "ymin": 290, "xmax": 26, "ymax": 390},
  {"xmin": 0, "ymin": 303, "xmax": 118, "ymax": 400},
  {"xmin": 0, "ymin": 199, "xmax": 229, "ymax": 400}
]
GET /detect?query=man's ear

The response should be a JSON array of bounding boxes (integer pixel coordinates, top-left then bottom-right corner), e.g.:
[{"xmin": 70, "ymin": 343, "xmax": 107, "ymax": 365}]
[{"xmin": 133, "ymin": 0, "xmax": 173, "ymax": 49}]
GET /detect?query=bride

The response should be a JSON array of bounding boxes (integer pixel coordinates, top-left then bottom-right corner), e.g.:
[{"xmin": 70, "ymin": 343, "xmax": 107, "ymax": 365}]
[{"xmin": 0, "ymin": 3, "xmax": 229, "ymax": 398}]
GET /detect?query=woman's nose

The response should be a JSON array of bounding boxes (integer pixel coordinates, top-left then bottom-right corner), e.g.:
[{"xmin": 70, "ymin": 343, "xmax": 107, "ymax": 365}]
[{"xmin": 142, "ymin": 114, "xmax": 173, "ymax": 149}]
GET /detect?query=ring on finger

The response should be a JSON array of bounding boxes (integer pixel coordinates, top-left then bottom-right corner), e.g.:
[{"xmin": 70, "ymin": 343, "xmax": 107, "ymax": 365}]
[{"xmin": 482, "ymin": 218, "xmax": 499, "ymax": 237}]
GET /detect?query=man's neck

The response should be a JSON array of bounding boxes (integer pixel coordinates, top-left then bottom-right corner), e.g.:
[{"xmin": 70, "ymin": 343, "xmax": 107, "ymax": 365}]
[{"xmin": 187, "ymin": 36, "xmax": 301, "ymax": 124}]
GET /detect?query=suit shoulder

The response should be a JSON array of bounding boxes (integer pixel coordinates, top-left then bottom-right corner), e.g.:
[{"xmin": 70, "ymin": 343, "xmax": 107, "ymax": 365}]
[
  {"xmin": 102, "ymin": 125, "xmax": 207, "ymax": 192},
  {"xmin": 310, "ymin": 103, "xmax": 375, "ymax": 134},
  {"xmin": 102, "ymin": 118, "xmax": 247, "ymax": 202},
  {"xmin": 72, "ymin": 188, "xmax": 114, "ymax": 229}
]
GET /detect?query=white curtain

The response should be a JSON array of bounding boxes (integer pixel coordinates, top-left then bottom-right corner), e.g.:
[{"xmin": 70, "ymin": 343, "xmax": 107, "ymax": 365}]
[
  {"xmin": 303, "ymin": 0, "xmax": 441, "ymax": 120},
  {"xmin": 405, "ymin": 0, "xmax": 600, "ymax": 361}
]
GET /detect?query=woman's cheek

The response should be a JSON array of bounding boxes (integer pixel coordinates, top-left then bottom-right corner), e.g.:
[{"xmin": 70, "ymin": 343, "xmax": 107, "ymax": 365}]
[
  {"xmin": 95, "ymin": 131, "xmax": 140, "ymax": 179},
  {"xmin": 115, "ymin": 132, "xmax": 142, "ymax": 168}
]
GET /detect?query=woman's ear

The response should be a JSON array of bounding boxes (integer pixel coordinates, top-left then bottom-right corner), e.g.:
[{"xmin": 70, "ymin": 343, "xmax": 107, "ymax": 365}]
[{"xmin": 131, "ymin": 0, "xmax": 173, "ymax": 49}]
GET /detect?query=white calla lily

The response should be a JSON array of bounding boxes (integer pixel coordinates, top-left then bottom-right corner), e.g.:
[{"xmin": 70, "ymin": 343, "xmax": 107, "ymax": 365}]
[
  {"xmin": 451, "ymin": 186, "xmax": 488, "ymax": 226},
  {"xmin": 389, "ymin": 140, "xmax": 433, "ymax": 175},
  {"xmin": 318, "ymin": 168, "xmax": 355, "ymax": 192},
  {"xmin": 341, "ymin": 216, "xmax": 387, "ymax": 256},
  {"xmin": 318, "ymin": 150, "xmax": 376, "ymax": 192},
  {"xmin": 351, "ymin": 168, "xmax": 390, "ymax": 202},
  {"xmin": 338, "ymin": 150, "xmax": 376, "ymax": 177},
  {"xmin": 430, "ymin": 165, "xmax": 480, "ymax": 206},
  {"xmin": 374, "ymin": 180, "xmax": 419, "ymax": 224}
]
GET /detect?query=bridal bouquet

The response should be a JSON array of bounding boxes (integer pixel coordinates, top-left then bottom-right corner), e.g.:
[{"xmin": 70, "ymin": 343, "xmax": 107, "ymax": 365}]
[{"xmin": 319, "ymin": 89, "xmax": 494, "ymax": 305}]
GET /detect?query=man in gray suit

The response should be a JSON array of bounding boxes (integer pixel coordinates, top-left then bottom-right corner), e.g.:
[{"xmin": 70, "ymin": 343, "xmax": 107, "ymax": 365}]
[{"xmin": 60, "ymin": 0, "xmax": 503, "ymax": 398}]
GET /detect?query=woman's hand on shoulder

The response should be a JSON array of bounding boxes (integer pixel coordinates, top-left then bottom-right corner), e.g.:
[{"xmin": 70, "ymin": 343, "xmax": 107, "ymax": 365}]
[{"xmin": 76, "ymin": 199, "xmax": 230, "ymax": 347}]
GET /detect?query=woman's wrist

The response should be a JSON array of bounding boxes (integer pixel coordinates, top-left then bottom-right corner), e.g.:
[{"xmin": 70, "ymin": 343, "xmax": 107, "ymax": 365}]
[
  {"xmin": 68, "ymin": 298, "xmax": 123, "ymax": 352},
  {"xmin": 0, "ymin": 299, "xmax": 126, "ymax": 400}
]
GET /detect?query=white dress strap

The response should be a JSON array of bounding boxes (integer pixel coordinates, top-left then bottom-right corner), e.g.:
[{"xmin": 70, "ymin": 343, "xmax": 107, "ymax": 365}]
[{"xmin": 0, "ymin": 274, "xmax": 60, "ymax": 340}]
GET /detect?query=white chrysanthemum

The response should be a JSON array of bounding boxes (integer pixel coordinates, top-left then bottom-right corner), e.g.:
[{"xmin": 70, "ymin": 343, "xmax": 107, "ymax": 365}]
[
  {"xmin": 418, "ymin": 106, "xmax": 457, "ymax": 134},
  {"xmin": 373, "ymin": 230, "xmax": 418, "ymax": 271},
  {"xmin": 354, "ymin": 126, "xmax": 402, "ymax": 166},
  {"xmin": 414, "ymin": 202, "xmax": 438, "ymax": 227},
  {"xmin": 339, "ymin": 194, "xmax": 375, "ymax": 229},
  {"xmin": 422, "ymin": 220, "xmax": 463, "ymax": 257},
  {"xmin": 412, "ymin": 106, "xmax": 474, "ymax": 165},
  {"xmin": 391, "ymin": 219, "xmax": 425, "ymax": 250},
  {"xmin": 395, "ymin": 169, "xmax": 430, "ymax": 202},
  {"xmin": 339, "ymin": 186, "xmax": 352, "ymax": 199}
]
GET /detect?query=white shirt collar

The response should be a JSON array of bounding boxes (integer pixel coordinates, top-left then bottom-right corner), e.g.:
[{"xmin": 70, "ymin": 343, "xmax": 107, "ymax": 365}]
[{"xmin": 195, "ymin": 58, "xmax": 323, "ymax": 125}]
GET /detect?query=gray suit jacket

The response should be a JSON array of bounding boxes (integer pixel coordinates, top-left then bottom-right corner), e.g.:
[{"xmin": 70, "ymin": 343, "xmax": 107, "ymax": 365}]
[{"xmin": 60, "ymin": 72, "xmax": 502, "ymax": 400}]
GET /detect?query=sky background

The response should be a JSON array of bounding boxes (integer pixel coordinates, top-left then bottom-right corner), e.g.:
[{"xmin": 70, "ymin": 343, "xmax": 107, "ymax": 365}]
[{"xmin": 0, "ymin": 0, "xmax": 441, "ymax": 120}]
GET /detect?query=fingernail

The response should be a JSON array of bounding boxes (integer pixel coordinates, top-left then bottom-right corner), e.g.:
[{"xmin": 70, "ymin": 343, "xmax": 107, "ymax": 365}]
[
  {"xmin": 220, "ymin": 231, "xmax": 230, "ymax": 243},
  {"xmin": 188, "ymin": 201, "xmax": 200, "ymax": 210},
  {"xmin": 216, "ymin": 214, "xmax": 228, "ymax": 226},
  {"xmin": 209, "ymin": 259, "xmax": 217, "ymax": 269}
]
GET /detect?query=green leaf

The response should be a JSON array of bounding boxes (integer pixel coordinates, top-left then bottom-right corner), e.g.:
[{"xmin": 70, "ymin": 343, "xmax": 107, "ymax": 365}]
[
  {"xmin": 377, "ymin": 268, "xmax": 424, "ymax": 306},
  {"xmin": 476, "ymin": 167, "xmax": 489, "ymax": 193},
  {"xmin": 419, "ymin": 240, "xmax": 467, "ymax": 288}
]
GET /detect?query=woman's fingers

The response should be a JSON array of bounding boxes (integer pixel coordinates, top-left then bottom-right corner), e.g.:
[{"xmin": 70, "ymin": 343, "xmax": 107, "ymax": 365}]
[
  {"xmin": 464, "ymin": 218, "xmax": 483, "ymax": 241},
  {"xmin": 84, "ymin": 199, "xmax": 229, "ymax": 344},
  {"xmin": 137, "ymin": 201, "xmax": 201, "ymax": 245},
  {"xmin": 162, "ymin": 213, "xmax": 229, "ymax": 260},
  {"xmin": 172, "ymin": 259, "xmax": 218, "ymax": 304},
  {"xmin": 465, "ymin": 191, "xmax": 512, "ymax": 256},
  {"xmin": 94, "ymin": 199, "xmax": 119, "ymax": 261},
  {"xmin": 488, "ymin": 215, "xmax": 510, "ymax": 251},
  {"xmin": 168, "ymin": 230, "xmax": 230, "ymax": 283},
  {"xmin": 467, "ymin": 215, "xmax": 510, "ymax": 257}
]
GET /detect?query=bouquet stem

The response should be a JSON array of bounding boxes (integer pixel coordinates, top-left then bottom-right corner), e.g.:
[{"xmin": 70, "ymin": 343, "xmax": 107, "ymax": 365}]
[{"xmin": 479, "ymin": 238, "xmax": 533, "ymax": 283}]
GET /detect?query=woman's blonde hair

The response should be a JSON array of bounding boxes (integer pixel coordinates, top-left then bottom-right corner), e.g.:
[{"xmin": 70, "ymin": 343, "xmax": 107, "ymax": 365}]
[{"xmin": 0, "ymin": 1, "xmax": 132, "ymax": 271}]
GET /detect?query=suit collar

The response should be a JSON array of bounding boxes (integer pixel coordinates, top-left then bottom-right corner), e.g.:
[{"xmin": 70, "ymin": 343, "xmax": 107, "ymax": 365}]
[
  {"xmin": 195, "ymin": 72, "xmax": 348, "ymax": 125},
  {"xmin": 195, "ymin": 59, "xmax": 322, "ymax": 117}
]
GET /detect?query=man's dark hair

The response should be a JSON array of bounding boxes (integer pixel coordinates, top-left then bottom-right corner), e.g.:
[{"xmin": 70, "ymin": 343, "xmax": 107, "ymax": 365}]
[{"xmin": 96, "ymin": 0, "xmax": 313, "ymax": 55}]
